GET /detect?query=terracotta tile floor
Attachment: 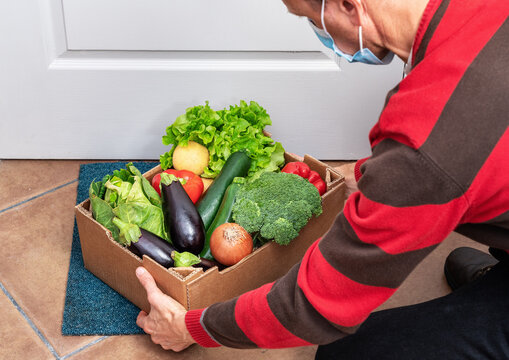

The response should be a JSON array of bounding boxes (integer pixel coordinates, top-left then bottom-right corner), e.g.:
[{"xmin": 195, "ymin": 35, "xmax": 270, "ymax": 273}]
[{"xmin": 0, "ymin": 159, "xmax": 489, "ymax": 359}]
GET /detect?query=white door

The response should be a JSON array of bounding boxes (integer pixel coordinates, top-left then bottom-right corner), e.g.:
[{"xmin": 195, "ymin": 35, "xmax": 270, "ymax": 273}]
[{"xmin": 0, "ymin": 0, "xmax": 403, "ymax": 160}]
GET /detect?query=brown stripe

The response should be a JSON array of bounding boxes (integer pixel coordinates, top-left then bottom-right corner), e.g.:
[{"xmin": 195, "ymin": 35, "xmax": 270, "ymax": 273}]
[
  {"xmin": 318, "ymin": 214, "xmax": 438, "ymax": 288},
  {"xmin": 420, "ymin": 19, "xmax": 509, "ymax": 190},
  {"xmin": 485, "ymin": 210, "xmax": 509, "ymax": 227},
  {"xmin": 455, "ymin": 224, "xmax": 509, "ymax": 250},
  {"xmin": 359, "ymin": 139, "xmax": 464, "ymax": 206},
  {"xmin": 456, "ymin": 210, "xmax": 509, "ymax": 249},
  {"xmin": 266, "ymin": 263, "xmax": 356, "ymax": 344},
  {"xmin": 414, "ymin": 0, "xmax": 451, "ymax": 66},
  {"xmin": 383, "ymin": 84, "xmax": 400, "ymax": 109},
  {"xmin": 202, "ymin": 298, "xmax": 257, "ymax": 348}
]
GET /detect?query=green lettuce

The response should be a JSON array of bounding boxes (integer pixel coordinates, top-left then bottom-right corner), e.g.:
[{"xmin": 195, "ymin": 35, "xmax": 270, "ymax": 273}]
[
  {"xmin": 113, "ymin": 177, "xmax": 169, "ymax": 241},
  {"xmin": 112, "ymin": 217, "xmax": 142, "ymax": 246},
  {"xmin": 89, "ymin": 182, "xmax": 120, "ymax": 241},
  {"xmin": 88, "ymin": 164, "xmax": 170, "ymax": 243},
  {"xmin": 160, "ymin": 100, "xmax": 285, "ymax": 179},
  {"xmin": 104, "ymin": 176, "xmax": 133, "ymax": 208},
  {"xmin": 127, "ymin": 163, "xmax": 161, "ymax": 207},
  {"xmin": 172, "ymin": 251, "xmax": 201, "ymax": 267}
]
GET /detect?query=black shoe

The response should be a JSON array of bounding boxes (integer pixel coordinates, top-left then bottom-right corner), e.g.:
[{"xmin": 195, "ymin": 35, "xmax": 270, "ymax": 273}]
[{"xmin": 444, "ymin": 247, "xmax": 498, "ymax": 291}]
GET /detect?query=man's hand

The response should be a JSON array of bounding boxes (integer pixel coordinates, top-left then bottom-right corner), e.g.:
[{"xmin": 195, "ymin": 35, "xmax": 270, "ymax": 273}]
[
  {"xmin": 334, "ymin": 162, "xmax": 358, "ymax": 199},
  {"xmin": 135, "ymin": 267, "xmax": 196, "ymax": 351}
]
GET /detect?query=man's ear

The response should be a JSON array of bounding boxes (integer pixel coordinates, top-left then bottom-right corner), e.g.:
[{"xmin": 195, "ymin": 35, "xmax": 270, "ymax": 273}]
[{"xmin": 336, "ymin": 0, "xmax": 363, "ymax": 27}]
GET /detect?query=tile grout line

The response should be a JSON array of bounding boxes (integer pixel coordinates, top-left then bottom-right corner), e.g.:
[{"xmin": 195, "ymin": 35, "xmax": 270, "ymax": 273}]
[
  {"xmin": 0, "ymin": 179, "xmax": 78, "ymax": 215},
  {"xmin": 60, "ymin": 336, "xmax": 109, "ymax": 360},
  {"xmin": 0, "ymin": 280, "xmax": 61, "ymax": 359}
]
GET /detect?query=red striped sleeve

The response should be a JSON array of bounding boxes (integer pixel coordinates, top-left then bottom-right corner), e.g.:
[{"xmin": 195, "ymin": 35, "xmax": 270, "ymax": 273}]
[
  {"xmin": 461, "ymin": 127, "xmax": 509, "ymax": 224},
  {"xmin": 344, "ymin": 192, "xmax": 467, "ymax": 253},
  {"xmin": 354, "ymin": 157, "xmax": 369, "ymax": 182},
  {"xmin": 297, "ymin": 240, "xmax": 396, "ymax": 326},
  {"xmin": 185, "ymin": 309, "xmax": 221, "ymax": 347},
  {"xmin": 234, "ymin": 283, "xmax": 312, "ymax": 348},
  {"xmin": 192, "ymin": 176, "xmax": 468, "ymax": 347}
]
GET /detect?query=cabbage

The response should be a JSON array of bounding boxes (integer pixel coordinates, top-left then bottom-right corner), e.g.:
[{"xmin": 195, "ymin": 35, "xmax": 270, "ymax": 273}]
[{"xmin": 88, "ymin": 164, "xmax": 169, "ymax": 242}]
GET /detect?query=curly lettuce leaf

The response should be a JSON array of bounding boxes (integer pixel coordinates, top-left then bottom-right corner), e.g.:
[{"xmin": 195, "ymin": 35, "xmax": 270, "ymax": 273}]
[
  {"xmin": 160, "ymin": 100, "xmax": 285, "ymax": 179},
  {"xmin": 248, "ymin": 142, "xmax": 285, "ymax": 181}
]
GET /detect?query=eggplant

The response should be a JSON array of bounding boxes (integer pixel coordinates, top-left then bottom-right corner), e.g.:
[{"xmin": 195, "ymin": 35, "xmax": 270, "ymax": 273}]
[
  {"xmin": 127, "ymin": 228, "xmax": 176, "ymax": 268},
  {"xmin": 193, "ymin": 258, "xmax": 225, "ymax": 271},
  {"xmin": 161, "ymin": 177, "xmax": 205, "ymax": 255}
]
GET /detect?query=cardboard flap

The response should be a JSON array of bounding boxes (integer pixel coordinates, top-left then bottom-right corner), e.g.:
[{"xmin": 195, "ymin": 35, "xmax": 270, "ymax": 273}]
[
  {"xmin": 142, "ymin": 165, "xmax": 162, "ymax": 182},
  {"xmin": 303, "ymin": 154, "xmax": 344, "ymax": 197},
  {"xmin": 75, "ymin": 204, "xmax": 150, "ymax": 311},
  {"xmin": 284, "ymin": 152, "xmax": 303, "ymax": 163},
  {"xmin": 325, "ymin": 166, "xmax": 343, "ymax": 194},
  {"xmin": 303, "ymin": 154, "xmax": 325, "ymax": 176},
  {"xmin": 141, "ymin": 256, "xmax": 196, "ymax": 311},
  {"xmin": 169, "ymin": 267, "xmax": 203, "ymax": 282},
  {"xmin": 77, "ymin": 199, "xmax": 91, "ymax": 213}
]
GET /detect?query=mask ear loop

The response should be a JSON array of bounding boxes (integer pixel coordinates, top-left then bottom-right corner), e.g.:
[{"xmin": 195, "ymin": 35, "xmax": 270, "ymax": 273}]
[
  {"xmin": 321, "ymin": 0, "xmax": 328, "ymax": 34},
  {"xmin": 321, "ymin": 0, "xmax": 343, "ymax": 70},
  {"xmin": 359, "ymin": 26, "xmax": 364, "ymax": 53}
]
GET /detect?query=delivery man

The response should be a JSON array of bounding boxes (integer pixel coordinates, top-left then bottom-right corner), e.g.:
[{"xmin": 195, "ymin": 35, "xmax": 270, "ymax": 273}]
[{"xmin": 135, "ymin": 0, "xmax": 509, "ymax": 358}]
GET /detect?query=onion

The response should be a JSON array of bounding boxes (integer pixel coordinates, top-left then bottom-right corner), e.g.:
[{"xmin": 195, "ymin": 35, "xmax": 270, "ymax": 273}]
[{"xmin": 210, "ymin": 223, "xmax": 253, "ymax": 266}]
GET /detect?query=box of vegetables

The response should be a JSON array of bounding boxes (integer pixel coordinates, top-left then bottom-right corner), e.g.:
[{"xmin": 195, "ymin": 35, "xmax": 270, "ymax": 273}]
[{"xmin": 75, "ymin": 101, "xmax": 345, "ymax": 312}]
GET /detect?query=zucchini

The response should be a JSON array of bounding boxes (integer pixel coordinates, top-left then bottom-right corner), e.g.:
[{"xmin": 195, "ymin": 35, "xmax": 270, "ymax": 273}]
[
  {"xmin": 200, "ymin": 182, "xmax": 242, "ymax": 260},
  {"xmin": 197, "ymin": 151, "xmax": 251, "ymax": 231}
]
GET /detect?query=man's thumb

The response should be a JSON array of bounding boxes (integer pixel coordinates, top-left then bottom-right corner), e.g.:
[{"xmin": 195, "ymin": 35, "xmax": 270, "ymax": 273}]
[{"xmin": 136, "ymin": 267, "xmax": 162, "ymax": 300}]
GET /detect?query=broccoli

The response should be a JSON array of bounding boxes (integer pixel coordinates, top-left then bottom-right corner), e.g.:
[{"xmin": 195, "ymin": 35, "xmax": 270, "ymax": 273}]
[
  {"xmin": 260, "ymin": 218, "xmax": 298, "ymax": 245},
  {"xmin": 231, "ymin": 198, "xmax": 263, "ymax": 233},
  {"xmin": 232, "ymin": 172, "xmax": 322, "ymax": 245}
]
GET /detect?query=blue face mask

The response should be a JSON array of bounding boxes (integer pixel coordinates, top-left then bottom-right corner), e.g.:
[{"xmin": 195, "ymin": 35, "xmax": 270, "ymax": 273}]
[{"xmin": 309, "ymin": 0, "xmax": 394, "ymax": 65}]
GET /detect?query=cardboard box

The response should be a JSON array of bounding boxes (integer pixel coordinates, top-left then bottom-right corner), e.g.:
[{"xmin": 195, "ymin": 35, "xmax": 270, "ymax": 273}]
[{"xmin": 75, "ymin": 154, "xmax": 345, "ymax": 312}]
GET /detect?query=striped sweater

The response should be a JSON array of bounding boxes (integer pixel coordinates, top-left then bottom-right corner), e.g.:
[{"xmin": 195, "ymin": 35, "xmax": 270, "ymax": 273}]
[{"xmin": 185, "ymin": 0, "xmax": 509, "ymax": 348}]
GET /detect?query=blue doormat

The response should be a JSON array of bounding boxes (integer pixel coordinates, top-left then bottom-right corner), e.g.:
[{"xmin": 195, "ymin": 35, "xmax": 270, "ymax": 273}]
[{"xmin": 62, "ymin": 161, "xmax": 158, "ymax": 336}]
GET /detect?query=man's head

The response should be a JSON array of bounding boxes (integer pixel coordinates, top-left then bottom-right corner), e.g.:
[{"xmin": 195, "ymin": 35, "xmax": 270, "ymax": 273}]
[{"xmin": 282, "ymin": 0, "xmax": 428, "ymax": 63}]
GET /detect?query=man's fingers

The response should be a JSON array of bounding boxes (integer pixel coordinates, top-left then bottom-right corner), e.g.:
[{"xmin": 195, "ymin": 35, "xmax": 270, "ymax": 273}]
[
  {"xmin": 136, "ymin": 267, "xmax": 163, "ymax": 303},
  {"xmin": 136, "ymin": 310, "xmax": 148, "ymax": 329},
  {"xmin": 171, "ymin": 343, "xmax": 192, "ymax": 352}
]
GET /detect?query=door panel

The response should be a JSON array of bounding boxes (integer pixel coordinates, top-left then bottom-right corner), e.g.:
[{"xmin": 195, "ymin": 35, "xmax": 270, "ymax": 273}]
[{"xmin": 63, "ymin": 0, "xmax": 322, "ymax": 51}]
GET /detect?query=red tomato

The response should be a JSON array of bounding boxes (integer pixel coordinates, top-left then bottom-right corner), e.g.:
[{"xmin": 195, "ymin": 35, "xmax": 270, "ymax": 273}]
[
  {"xmin": 308, "ymin": 170, "xmax": 326, "ymax": 196},
  {"xmin": 152, "ymin": 169, "xmax": 204, "ymax": 203},
  {"xmin": 281, "ymin": 161, "xmax": 311, "ymax": 178},
  {"xmin": 282, "ymin": 162, "xmax": 327, "ymax": 196}
]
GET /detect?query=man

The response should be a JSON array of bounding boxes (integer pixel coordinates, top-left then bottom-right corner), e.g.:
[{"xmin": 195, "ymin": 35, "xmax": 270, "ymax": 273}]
[{"xmin": 135, "ymin": 0, "xmax": 509, "ymax": 358}]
